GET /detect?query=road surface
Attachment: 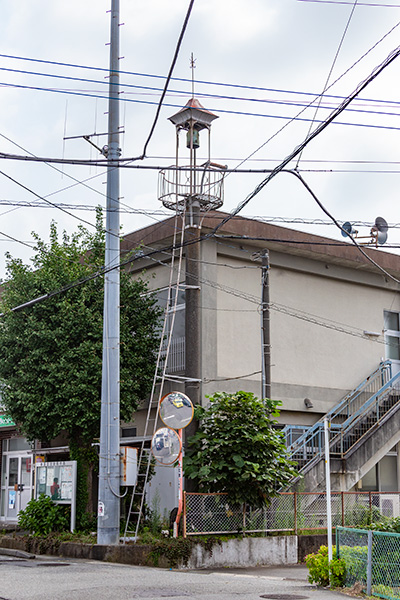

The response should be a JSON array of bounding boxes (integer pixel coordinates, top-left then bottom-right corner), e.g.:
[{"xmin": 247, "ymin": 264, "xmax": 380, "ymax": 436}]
[{"xmin": 0, "ymin": 554, "xmax": 351, "ymax": 600}]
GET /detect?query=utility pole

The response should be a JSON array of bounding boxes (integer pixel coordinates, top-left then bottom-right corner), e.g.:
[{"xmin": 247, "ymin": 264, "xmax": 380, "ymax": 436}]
[
  {"xmin": 261, "ymin": 250, "xmax": 271, "ymax": 400},
  {"xmin": 97, "ymin": 0, "xmax": 121, "ymax": 545}
]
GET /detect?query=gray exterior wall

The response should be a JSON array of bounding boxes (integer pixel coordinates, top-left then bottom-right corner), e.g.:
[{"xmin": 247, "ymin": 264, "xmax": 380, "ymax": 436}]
[{"xmin": 122, "ymin": 213, "xmax": 400, "ymax": 491}]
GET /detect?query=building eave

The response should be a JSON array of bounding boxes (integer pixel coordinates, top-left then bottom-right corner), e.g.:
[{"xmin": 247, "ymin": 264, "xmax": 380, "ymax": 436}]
[{"xmin": 121, "ymin": 211, "xmax": 400, "ymax": 279}]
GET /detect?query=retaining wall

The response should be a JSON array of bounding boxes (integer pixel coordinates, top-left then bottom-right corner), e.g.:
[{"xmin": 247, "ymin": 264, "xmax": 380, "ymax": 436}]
[{"xmin": 0, "ymin": 533, "xmax": 327, "ymax": 568}]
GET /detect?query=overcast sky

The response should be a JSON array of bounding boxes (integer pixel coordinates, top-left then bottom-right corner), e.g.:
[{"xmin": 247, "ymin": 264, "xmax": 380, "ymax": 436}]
[{"xmin": 0, "ymin": 0, "xmax": 400, "ymax": 279}]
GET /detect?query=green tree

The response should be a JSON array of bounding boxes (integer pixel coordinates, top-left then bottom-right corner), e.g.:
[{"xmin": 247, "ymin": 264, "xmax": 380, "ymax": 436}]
[
  {"xmin": 0, "ymin": 212, "xmax": 161, "ymax": 524},
  {"xmin": 183, "ymin": 391, "xmax": 298, "ymax": 508}
]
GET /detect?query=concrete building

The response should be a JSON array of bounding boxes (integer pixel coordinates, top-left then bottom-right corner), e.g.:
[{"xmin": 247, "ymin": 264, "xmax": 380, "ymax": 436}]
[
  {"xmin": 1, "ymin": 210, "xmax": 400, "ymax": 525},
  {"xmin": 121, "ymin": 210, "xmax": 400, "ymax": 504}
]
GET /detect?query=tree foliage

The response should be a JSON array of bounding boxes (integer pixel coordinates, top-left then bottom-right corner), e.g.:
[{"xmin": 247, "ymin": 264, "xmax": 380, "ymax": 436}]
[
  {"xmin": 183, "ymin": 391, "xmax": 298, "ymax": 508},
  {"xmin": 0, "ymin": 212, "xmax": 161, "ymax": 447}
]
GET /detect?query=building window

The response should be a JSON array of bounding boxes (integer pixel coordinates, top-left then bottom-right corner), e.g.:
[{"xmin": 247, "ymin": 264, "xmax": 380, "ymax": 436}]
[
  {"xmin": 158, "ymin": 287, "xmax": 185, "ymax": 373},
  {"xmin": 121, "ymin": 427, "xmax": 137, "ymax": 439},
  {"xmin": 384, "ymin": 311, "xmax": 400, "ymax": 373}
]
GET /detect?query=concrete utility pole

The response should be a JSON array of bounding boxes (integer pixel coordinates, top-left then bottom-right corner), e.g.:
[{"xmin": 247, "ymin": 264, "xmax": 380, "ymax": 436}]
[
  {"xmin": 261, "ymin": 250, "xmax": 271, "ymax": 400},
  {"xmin": 97, "ymin": 0, "xmax": 121, "ymax": 545}
]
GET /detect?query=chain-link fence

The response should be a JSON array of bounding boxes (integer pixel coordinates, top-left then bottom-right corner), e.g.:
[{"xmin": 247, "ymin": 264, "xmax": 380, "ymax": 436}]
[
  {"xmin": 337, "ymin": 526, "xmax": 400, "ymax": 599},
  {"xmin": 184, "ymin": 491, "xmax": 400, "ymax": 537}
]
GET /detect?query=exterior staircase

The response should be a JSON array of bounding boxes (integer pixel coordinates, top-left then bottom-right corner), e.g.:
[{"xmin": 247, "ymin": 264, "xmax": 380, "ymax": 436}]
[{"xmin": 284, "ymin": 361, "xmax": 400, "ymax": 491}]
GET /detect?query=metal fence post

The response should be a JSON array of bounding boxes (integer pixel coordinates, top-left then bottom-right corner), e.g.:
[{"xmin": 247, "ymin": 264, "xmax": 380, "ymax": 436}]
[
  {"xmin": 183, "ymin": 491, "xmax": 187, "ymax": 538},
  {"xmin": 336, "ymin": 526, "xmax": 340, "ymax": 558},
  {"xmin": 341, "ymin": 492, "xmax": 345, "ymax": 526},
  {"xmin": 294, "ymin": 492, "xmax": 297, "ymax": 535},
  {"xmin": 367, "ymin": 529, "xmax": 373, "ymax": 596}
]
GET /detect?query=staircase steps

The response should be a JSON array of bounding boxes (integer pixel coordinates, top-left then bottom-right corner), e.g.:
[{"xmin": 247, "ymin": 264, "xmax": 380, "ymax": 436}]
[{"xmin": 285, "ymin": 361, "xmax": 400, "ymax": 491}]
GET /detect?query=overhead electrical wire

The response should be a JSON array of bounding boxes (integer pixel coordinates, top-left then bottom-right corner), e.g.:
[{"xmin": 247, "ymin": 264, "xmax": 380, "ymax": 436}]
[
  {"xmin": 135, "ymin": 248, "xmax": 397, "ymax": 347},
  {"xmin": 0, "ymin": 12, "xmax": 398, "ymax": 288},
  {"xmin": 296, "ymin": 0, "xmax": 359, "ymax": 168},
  {"xmin": 209, "ymin": 44, "xmax": 400, "ymax": 286},
  {"xmin": 5, "ymin": 150, "xmax": 400, "ymax": 175},
  {"xmin": 229, "ymin": 17, "xmax": 400, "ymax": 173},
  {"xmin": 0, "ymin": 1, "xmax": 197, "ymax": 278},
  {"xmin": 3, "ymin": 65, "xmax": 400, "ymax": 118},
  {"xmin": 297, "ymin": 0, "xmax": 400, "ymax": 6},
  {"xmin": 1, "ymin": 16, "xmax": 400, "ymax": 141},
  {"xmin": 3, "ymin": 80, "xmax": 400, "ymax": 133},
  {"xmin": 144, "ymin": 251, "xmax": 395, "ymax": 348},
  {"xmin": 3, "ymin": 52, "xmax": 400, "ymax": 106},
  {"xmin": 0, "ymin": 17, "xmax": 399, "ymax": 185},
  {"xmin": 0, "ymin": 219, "xmax": 398, "ymax": 359},
  {"xmin": 293, "ymin": 170, "xmax": 400, "ymax": 284},
  {"xmin": 0, "ymin": 0, "xmax": 193, "ymax": 235},
  {"xmin": 138, "ymin": 0, "xmax": 195, "ymax": 159},
  {"xmin": 0, "ymin": 132, "xmax": 163, "ymax": 232}
]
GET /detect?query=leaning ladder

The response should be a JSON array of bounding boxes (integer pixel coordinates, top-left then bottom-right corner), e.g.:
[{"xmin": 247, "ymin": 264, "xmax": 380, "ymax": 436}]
[
  {"xmin": 123, "ymin": 212, "xmax": 186, "ymax": 541},
  {"xmin": 122, "ymin": 391, "xmax": 160, "ymax": 541}
]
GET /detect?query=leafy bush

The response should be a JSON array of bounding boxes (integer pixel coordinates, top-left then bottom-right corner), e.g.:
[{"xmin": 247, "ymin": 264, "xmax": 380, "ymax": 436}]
[
  {"xmin": 183, "ymin": 392, "xmax": 298, "ymax": 508},
  {"xmin": 18, "ymin": 494, "xmax": 69, "ymax": 536},
  {"xmin": 373, "ymin": 583, "xmax": 400, "ymax": 599},
  {"xmin": 339, "ymin": 544, "xmax": 367, "ymax": 584},
  {"xmin": 344, "ymin": 504, "xmax": 382, "ymax": 527},
  {"xmin": 306, "ymin": 545, "xmax": 346, "ymax": 588},
  {"xmin": 368, "ymin": 515, "xmax": 400, "ymax": 533}
]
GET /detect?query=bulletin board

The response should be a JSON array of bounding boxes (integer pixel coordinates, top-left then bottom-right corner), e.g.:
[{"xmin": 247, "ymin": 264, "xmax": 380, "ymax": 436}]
[{"xmin": 35, "ymin": 460, "xmax": 77, "ymax": 532}]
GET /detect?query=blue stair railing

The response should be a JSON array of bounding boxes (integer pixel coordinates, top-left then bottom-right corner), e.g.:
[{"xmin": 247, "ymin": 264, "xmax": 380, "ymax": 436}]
[{"xmin": 286, "ymin": 361, "xmax": 400, "ymax": 473}]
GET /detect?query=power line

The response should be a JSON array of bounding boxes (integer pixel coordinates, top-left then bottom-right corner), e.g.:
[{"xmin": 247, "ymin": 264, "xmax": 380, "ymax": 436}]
[
  {"xmin": 4, "ymin": 65, "xmax": 400, "ymax": 118},
  {"xmin": 0, "ymin": 169, "xmax": 100, "ymax": 228},
  {"xmin": 297, "ymin": 0, "xmax": 400, "ymax": 6},
  {"xmin": 0, "ymin": 132, "xmax": 167, "ymax": 234},
  {"xmin": 209, "ymin": 44, "xmax": 400, "ymax": 287},
  {"xmin": 139, "ymin": 0, "xmax": 195, "ymax": 159},
  {"xmin": 1, "ymin": 223, "xmax": 398, "ymax": 355},
  {"xmin": 229, "ymin": 18, "xmax": 400, "ymax": 173},
  {"xmin": 296, "ymin": 0, "xmax": 359, "ymax": 168},
  {"xmin": 143, "ymin": 246, "xmax": 395, "ymax": 347},
  {"xmin": 3, "ymin": 52, "xmax": 400, "ymax": 107},
  {"xmin": 293, "ymin": 170, "xmax": 400, "ymax": 284},
  {"xmin": 4, "ymin": 80, "xmax": 400, "ymax": 132},
  {"xmin": 215, "ymin": 235, "xmax": 400, "ymax": 248}
]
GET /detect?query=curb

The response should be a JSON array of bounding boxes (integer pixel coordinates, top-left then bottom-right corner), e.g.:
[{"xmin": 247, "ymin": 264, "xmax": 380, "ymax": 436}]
[{"xmin": 0, "ymin": 547, "xmax": 35, "ymax": 559}]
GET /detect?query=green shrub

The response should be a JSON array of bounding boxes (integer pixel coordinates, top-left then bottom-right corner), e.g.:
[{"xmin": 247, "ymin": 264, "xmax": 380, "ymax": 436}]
[
  {"xmin": 368, "ymin": 515, "xmax": 400, "ymax": 533},
  {"xmin": 339, "ymin": 545, "xmax": 367, "ymax": 584},
  {"xmin": 373, "ymin": 583, "xmax": 400, "ymax": 599},
  {"xmin": 306, "ymin": 545, "xmax": 346, "ymax": 588},
  {"xmin": 18, "ymin": 494, "xmax": 69, "ymax": 536},
  {"xmin": 344, "ymin": 504, "xmax": 382, "ymax": 527}
]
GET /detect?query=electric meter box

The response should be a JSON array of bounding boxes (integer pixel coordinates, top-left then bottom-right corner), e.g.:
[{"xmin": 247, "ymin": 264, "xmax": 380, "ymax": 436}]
[{"xmin": 120, "ymin": 446, "xmax": 138, "ymax": 486}]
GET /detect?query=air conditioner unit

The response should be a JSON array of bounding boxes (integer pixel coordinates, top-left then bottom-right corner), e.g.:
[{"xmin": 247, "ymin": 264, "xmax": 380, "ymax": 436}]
[{"xmin": 379, "ymin": 494, "xmax": 400, "ymax": 518}]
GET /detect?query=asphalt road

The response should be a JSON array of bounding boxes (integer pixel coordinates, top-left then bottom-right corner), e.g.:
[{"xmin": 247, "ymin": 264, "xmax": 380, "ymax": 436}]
[{"xmin": 0, "ymin": 555, "xmax": 351, "ymax": 600}]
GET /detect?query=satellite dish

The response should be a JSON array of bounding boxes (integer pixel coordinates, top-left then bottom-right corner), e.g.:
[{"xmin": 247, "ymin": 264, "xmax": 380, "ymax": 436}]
[
  {"xmin": 371, "ymin": 216, "xmax": 389, "ymax": 245},
  {"xmin": 159, "ymin": 391, "xmax": 194, "ymax": 430},
  {"xmin": 151, "ymin": 427, "xmax": 182, "ymax": 465},
  {"xmin": 341, "ymin": 221, "xmax": 354, "ymax": 238}
]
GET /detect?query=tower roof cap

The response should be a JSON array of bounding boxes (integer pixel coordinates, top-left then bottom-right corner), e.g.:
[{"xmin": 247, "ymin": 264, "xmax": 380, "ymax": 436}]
[{"xmin": 168, "ymin": 97, "xmax": 218, "ymax": 131}]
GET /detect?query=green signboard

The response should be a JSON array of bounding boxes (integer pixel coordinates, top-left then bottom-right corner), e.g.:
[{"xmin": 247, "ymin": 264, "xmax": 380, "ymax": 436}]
[{"xmin": 0, "ymin": 415, "xmax": 15, "ymax": 428}]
